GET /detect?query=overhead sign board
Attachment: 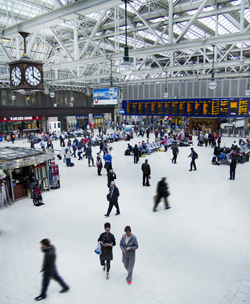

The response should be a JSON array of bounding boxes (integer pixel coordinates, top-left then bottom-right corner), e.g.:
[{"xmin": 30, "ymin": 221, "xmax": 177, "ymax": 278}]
[{"xmin": 93, "ymin": 88, "xmax": 118, "ymax": 106}]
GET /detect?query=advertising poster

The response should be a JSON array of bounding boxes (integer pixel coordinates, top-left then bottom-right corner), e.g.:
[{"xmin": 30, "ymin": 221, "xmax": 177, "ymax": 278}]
[{"xmin": 93, "ymin": 88, "xmax": 118, "ymax": 106}]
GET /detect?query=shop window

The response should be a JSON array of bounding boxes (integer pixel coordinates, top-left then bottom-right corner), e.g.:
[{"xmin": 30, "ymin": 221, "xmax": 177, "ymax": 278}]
[{"xmin": 60, "ymin": 92, "xmax": 64, "ymax": 106}]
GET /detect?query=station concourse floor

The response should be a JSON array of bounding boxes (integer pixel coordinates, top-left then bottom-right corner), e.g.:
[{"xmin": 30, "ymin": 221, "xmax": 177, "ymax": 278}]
[{"xmin": 1, "ymin": 132, "xmax": 250, "ymax": 304}]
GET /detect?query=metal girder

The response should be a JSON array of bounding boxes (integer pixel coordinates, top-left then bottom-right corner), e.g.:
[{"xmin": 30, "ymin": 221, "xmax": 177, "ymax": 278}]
[
  {"xmin": 2, "ymin": 0, "xmax": 122, "ymax": 39},
  {"xmin": 1, "ymin": 45, "xmax": 11, "ymax": 61},
  {"xmin": 50, "ymin": 28, "xmax": 73, "ymax": 61},
  {"xmin": 26, "ymin": 31, "xmax": 37, "ymax": 57},
  {"xmin": 176, "ymin": 0, "xmax": 210, "ymax": 43},
  {"xmin": 127, "ymin": 3, "xmax": 165, "ymax": 45},
  {"xmin": 45, "ymin": 31, "xmax": 250, "ymax": 71}
]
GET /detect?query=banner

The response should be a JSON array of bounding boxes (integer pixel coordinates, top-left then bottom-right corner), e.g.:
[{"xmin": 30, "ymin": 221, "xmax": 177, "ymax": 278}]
[{"xmin": 93, "ymin": 88, "xmax": 117, "ymax": 106}]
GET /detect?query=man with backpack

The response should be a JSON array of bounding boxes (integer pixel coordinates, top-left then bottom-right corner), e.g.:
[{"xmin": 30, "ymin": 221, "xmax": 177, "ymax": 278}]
[{"xmin": 188, "ymin": 147, "xmax": 198, "ymax": 171}]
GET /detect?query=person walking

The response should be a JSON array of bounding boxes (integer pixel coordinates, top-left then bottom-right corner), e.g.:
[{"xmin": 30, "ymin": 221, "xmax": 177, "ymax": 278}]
[
  {"xmin": 97, "ymin": 222, "xmax": 116, "ymax": 280},
  {"xmin": 107, "ymin": 169, "xmax": 116, "ymax": 187},
  {"xmin": 133, "ymin": 144, "xmax": 139, "ymax": 164},
  {"xmin": 86, "ymin": 144, "xmax": 95, "ymax": 167},
  {"xmin": 229, "ymin": 152, "xmax": 237, "ymax": 180},
  {"xmin": 104, "ymin": 181, "xmax": 120, "ymax": 217},
  {"xmin": 34, "ymin": 239, "xmax": 69, "ymax": 301},
  {"xmin": 171, "ymin": 143, "xmax": 179, "ymax": 164},
  {"xmin": 120, "ymin": 226, "xmax": 138, "ymax": 285},
  {"xmin": 104, "ymin": 151, "xmax": 112, "ymax": 174},
  {"xmin": 188, "ymin": 147, "xmax": 198, "ymax": 171},
  {"xmin": 153, "ymin": 177, "xmax": 170, "ymax": 212},
  {"xmin": 77, "ymin": 144, "xmax": 83, "ymax": 160},
  {"xmin": 96, "ymin": 152, "xmax": 103, "ymax": 175},
  {"xmin": 141, "ymin": 159, "xmax": 151, "ymax": 186}
]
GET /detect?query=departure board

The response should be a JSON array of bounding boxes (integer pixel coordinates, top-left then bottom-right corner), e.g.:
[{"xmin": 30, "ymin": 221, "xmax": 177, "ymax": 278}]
[
  {"xmin": 195, "ymin": 100, "xmax": 202, "ymax": 115},
  {"xmin": 158, "ymin": 102, "xmax": 164, "ymax": 115},
  {"xmin": 132, "ymin": 102, "xmax": 138, "ymax": 115},
  {"xmin": 122, "ymin": 98, "xmax": 250, "ymax": 117},
  {"xmin": 239, "ymin": 99, "xmax": 248, "ymax": 116},
  {"xmin": 138, "ymin": 102, "xmax": 144, "ymax": 115},
  {"xmin": 145, "ymin": 102, "xmax": 150, "ymax": 114},
  {"xmin": 203, "ymin": 100, "xmax": 211, "ymax": 115},
  {"xmin": 229, "ymin": 100, "xmax": 238, "ymax": 115},
  {"xmin": 212, "ymin": 100, "xmax": 220, "ymax": 115},
  {"xmin": 165, "ymin": 101, "xmax": 171, "ymax": 115},
  {"xmin": 172, "ymin": 101, "xmax": 178, "ymax": 115},
  {"xmin": 179, "ymin": 101, "xmax": 187, "ymax": 115},
  {"xmin": 187, "ymin": 100, "xmax": 195, "ymax": 115},
  {"xmin": 126, "ymin": 102, "xmax": 132, "ymax": 115},
  {"xmin": 151, "ymin": 102, "xmax": 157, "ymax": 115},
  {"xmin": 220, "ymin": 99, "xmax": 229, "ymax": 116}
]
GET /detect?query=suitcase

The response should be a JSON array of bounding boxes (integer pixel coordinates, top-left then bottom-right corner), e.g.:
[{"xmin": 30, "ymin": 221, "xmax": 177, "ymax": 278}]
[{"xmin": 57, "ymin": 154, "xmax": 62, "ymax": 160}]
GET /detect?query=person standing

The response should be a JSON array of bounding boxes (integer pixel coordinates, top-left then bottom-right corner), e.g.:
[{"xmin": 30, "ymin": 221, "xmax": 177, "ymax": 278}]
[
  {"xmin": 141, "ymin": 159, "xmax": 151, "ymax": 186},
  {"xmin": 171, "ymin": 143, "xmax": 179, "ymax": 164},
  {"xmin": 97, "ymin": 222, "xmax": 116, "ymax": 280},
  {"xmin": 107, "ymin": 170, "xmax": 116, "ymax": 187},
  {"xmin": 34, "ymin": 239, "xmax": 69, "ymax": 301},
  {"xmin": 133, "ymin": 144, "xmax": 139, "ymax": 163},
  {"xmin": 229, "ymin": 152, "xmax": 237, "ymax": 180},
  {"xmin": 96, "ymin": 152, "xmax": 103, "ymax": 175},
  {"xmin": 146, "ymin": 126, "xmax": 150, "ymax": 138},
  {"xmin": 153, "ymin": 177, "xmax": 170, "ymax": 212},
  {"xmin": 163, "ymin": 136, "xmax": 168, "ymax": 152},
  {"xmin": 104, "ymin": 181, "xmax": 120, "ymax": 217},
  {"xmin": 188, "ymin": 147, "xmax": 198, "ymax": 171},
  {"xmin": 28, "ymin": 168, "xmax": 36, "ymax": 198},
  {"xmin": 86, "ymin": 144, "xmax": 95, "ymax": 167},
  {"xmin": 104, "ymin": 151, "xmax": 112, "ymax": 174},
  {"xmin": 120, "ymin": 226, "xmax": 138, "ymax": 285}
]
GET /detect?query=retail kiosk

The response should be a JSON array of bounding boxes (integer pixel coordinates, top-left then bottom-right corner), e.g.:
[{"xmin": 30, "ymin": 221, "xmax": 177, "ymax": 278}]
[{"xmin": 0, "ymin": 147, "xmax": 54, "ymax": 202}]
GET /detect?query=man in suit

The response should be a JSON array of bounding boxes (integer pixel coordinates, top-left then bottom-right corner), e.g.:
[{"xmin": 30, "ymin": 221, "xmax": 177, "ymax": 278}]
[
  {"xmin": 141, "ymin": 159, "xmax": 151, "ymax": 186},
  {"xmin": 171, "ymin": 143, "xmax": 179, "ymax": 164},
  {"xmin": 107, "ymin": 170, "xmax": 116, "ymax": 187},
  {"xmin": 188, "ymin": 147, "xmax": 197, "ymax": 171},
  {"xmin": 104, "ymin": 181, "xmax": 120, "ymax": 217},
  {"xmin": 153, "ymin": 177, "xmax": 171, "ymax": 212}
]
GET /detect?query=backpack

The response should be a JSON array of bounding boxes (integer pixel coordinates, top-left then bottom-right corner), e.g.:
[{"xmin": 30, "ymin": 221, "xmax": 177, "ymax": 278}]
[{"xmin": 194, "ymin": 151, "xmax": 198, "ymax": 159}]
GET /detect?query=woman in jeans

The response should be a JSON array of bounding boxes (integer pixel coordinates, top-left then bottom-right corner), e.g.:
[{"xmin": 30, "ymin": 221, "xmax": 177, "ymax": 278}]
[
  {"xmin": 98, "ymin": 222, "xmax": 116, "ymax": 280},
  {"xmin": 65, "ymin": 148, "xmax": 72, "ymax": 167}
]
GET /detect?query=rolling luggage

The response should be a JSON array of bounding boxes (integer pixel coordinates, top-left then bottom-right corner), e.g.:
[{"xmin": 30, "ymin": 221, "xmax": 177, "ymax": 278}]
[{"xmin": 57, "ymin": 154, "xmax": 62, "ymax": 160}]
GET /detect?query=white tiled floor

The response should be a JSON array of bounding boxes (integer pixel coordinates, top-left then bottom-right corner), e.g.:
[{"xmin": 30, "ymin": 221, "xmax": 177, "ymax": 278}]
[{"xmin": 1, "ymin": 132, "xmax": 250, "ymax": 304}]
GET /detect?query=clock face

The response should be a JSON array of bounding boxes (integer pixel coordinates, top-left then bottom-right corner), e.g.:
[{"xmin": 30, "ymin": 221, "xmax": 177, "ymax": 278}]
[
  {"xmin": 10, "ymin": 66, "xmax": 22, "ymax": 87},
  {"xmin": 24, "ymin": 66, "xmax": 42, "ymax": 87}
]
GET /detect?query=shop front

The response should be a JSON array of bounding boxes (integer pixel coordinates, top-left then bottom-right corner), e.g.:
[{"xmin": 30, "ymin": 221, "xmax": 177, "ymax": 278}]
[
  {"xmin": 93, "ymin": 115, "xmax": 104, "ymax": 128},
  {"xmin": 0, "ymin": 116, "xmax": 44, "ymax": 135},
  {"xmin": 76, "ymin": 115, "xmax": 89, "ymax": 129}
]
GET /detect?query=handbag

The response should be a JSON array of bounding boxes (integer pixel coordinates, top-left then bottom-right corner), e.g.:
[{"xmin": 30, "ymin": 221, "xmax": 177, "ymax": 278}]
[
  {"xmin": 94, "ymin": 243, "xmax": 101, "ymax": 255},
  {"xmin": 107, "ymin": 193, "xmax": 110, "ymax": 201}
]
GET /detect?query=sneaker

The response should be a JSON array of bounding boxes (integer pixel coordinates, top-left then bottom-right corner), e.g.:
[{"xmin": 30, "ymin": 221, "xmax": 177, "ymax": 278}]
[
  {"xmin": 106, "ymin": 273, "xmax": 110, "ymax": 280},
  {"xmin": 128, "ymin": 281, "xmax": 131, "ymax": 285},
  {"xmin": 165, "ymin": 207, "xmax": 171, "ymax": 209},
  {"xmin": 104, "ymin": 214, "xmax": 109, "ymax": 217},
  {"xmin": 59, "ymin": 287, "xmax": 69, "ymax": 293},
  {"xmin": 34, "ymin": 295, "xmax": 46, "ymax": 301},
  {"xmin": 115, "ymin": 212, "xmax": 120, "ymax": 216}
]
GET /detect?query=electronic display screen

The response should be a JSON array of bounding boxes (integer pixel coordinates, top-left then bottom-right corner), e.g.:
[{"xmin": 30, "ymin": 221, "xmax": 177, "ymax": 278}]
[
  {"xmin": 126, "ymin": 102, "xmax": 132, "ymax": 115},
  {"xmin": 211, "ymin": 100, "xmax": 220, "ymax": 115},
  {"xmin": 187, "ymin": 100, "xmax": 195, "ymax": 115},
  {"xmin": 138, "ymin": 102, "xmax": 144, "ymax": 115},
  {"xmin": 165, "ymin": 101, "xmax": 171, "ymax": 115},
  {"xmin": 151, "ymin": 102, "xmax": 157, "ymax": 115},
  {"xmin": 203, "ymin": 100, "xmax": 211, "ymax": 116},
  {"xmin": 220, "ymin": 99, "xmax": 229, "ymax": 116},
  {"xmin": 195, "ymin": 100, "xmax": 202, "ymax": 115},
  {"xmin": 172, "ymin": 101, "xmax": 178, "ymax": 115},
  {"xmin": 229, "ymin": 100, "xmax": 238, "ymax": 115},
  {"xmin": 179, "ymin": 101, "xmax": 187, "ymax": 115},
  {"xmin": 132, "ymin": 102, "xmax": 138, "ymax": 115},
  {"xmin": 145, "ymin": 102, "xmax": 150, "ymax": 114},
  {"xmin": 239, "ymin": 99, "xmax": 248, "ymax": 116},
  {"xmin": 158, "ymin": 102, "xmax": 164, "ymax": 115}
]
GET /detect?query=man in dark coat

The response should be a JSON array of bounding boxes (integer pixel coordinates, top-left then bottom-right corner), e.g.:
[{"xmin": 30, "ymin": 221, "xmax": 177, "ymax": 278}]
[
  {"xmin": 107, "ymin": 170, "xmax": 116, "ymax": 187},
  {"xmin": 171, "ymin": 143, "xmax": 179, "ymax": 164},
  {"xmin": 34, "ymin": 239, "xmax": 69, "ymax": 301},
  {"xmin": 104, "ymin": 181, "xmax": 120, "ymax": 217},
  {"xmin": 141, "ymin": 159, "xmax": 151, "ymax": 186},
  {"xmin": 229, "ymin": 152, "xmax": 237, "ymax": 180},
  {"xmin": 153, "ymin": 177, "xmax": 170, "ymax": 212},
  {"xmin": 188, "ymin": 147, "xmax": 197, "ymax": 171}
]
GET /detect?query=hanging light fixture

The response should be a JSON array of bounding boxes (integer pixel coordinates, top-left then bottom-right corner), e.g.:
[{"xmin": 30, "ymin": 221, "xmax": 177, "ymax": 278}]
[
  {"xmin": 245, "ymin": 66, "xmax": 250, "ymax": 96},
  {"xmin": 164, "ymin": 70, "xmax": 168, "ymax": 98},
  {"xmin": 208, "ymin": 45, "xmax": 217, "ymax": 90},
  {"xmin": 119, "ymin": 0, "xmax": 132, "ymax": 75},
  {"xmin": 11, "ymin": 91, "xmax": 16, "ymax": 101},
  {"xmin": 50, "ymin": 70, "xmax": 55, "ymax": 98},
  {"xmin": 70, "ymin": 92, "xmax": 74, "ymax": 102}
]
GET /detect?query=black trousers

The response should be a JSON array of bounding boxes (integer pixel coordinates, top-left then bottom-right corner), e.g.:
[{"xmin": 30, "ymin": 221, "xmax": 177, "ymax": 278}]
[
  {"xmin": 107, "ymin": 199, "xmax": 120, "ymax": 215},
  {"xmin": 172, "ymin": 153, "xmax": 177, "ymax": 163},
  {"xmin": 134, "ymin": 154, "xmax": 139, "ymax": 163},
  {"xmin": 100, "ymin": 260, "xmax": 111, "ymax": 272},
  {"xmin": 153, "ymin": 195, "xmax": 169, "ymax": 210},
  {"xmin": 41, "ymin": 269, "xmax": 68, "ymax": 297},
  {"xmin": 97, "ymin": 167, "xmax": 102, "ymax": 175},
  {"xmin": 230, "ymin": 166, "xmax": 236, "ymax": 180},
  {"xmin": 143, "ymin": 174, "xmax": 149, "ymax": 186},
  {"xmin": 190, "ymin": 159, "xmax": 196, "ymax": 170}
]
